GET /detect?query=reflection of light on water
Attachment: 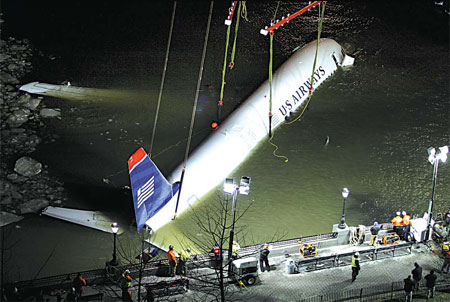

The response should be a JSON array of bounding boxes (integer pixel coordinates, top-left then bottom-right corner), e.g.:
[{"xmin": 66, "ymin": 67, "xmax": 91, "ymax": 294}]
[{"xmin": 40, "ymin": 86, "xmax": 147, "ymax": 103}]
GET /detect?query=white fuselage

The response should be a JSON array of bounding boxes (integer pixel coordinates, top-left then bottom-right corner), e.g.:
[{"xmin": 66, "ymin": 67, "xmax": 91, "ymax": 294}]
[{"xmin": 148, "ymin": 38, "xmax": 352, "ymax": 231}]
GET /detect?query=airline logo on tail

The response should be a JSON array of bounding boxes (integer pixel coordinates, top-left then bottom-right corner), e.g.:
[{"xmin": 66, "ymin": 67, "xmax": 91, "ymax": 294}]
[
  {"xmin": 128, "ymin": 147, "xmax": 180, "ymax": 232},
  {"xmin": 137, "ymin": 176, "xmax": 155, "ymax": 208}
]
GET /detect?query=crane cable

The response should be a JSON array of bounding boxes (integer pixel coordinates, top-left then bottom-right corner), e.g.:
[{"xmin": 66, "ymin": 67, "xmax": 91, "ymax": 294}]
[
  {"xmin": 285, "ymin": 1, "xmax": 326, "ymax": 125},
  {"xmin": 174, "ymin": 1, "xmax": 214, "ymax": 220},
  {"xmin": 149, "ymin": 1, "xmax": 177, "ymax": 157}
]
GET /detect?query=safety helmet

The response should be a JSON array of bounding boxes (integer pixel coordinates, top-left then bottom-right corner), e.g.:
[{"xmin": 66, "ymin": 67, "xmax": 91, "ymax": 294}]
[
  {"xmin": 396, "ymin": 211, "xmax": 401, "ymax": 216},
  {"xmin": 125, "ymin": 269, "xmax": 130, "ymax": 274},
  {"xmin": 354, "ymin": 252, "xmax": 359, "ymax": 256},
  {"xmin": 169, "ymin": 245, "xmax": 174, "ymax": 250},
  {"xmin": 374, "ymin": 221, "xmax": 378, "ymax": 226},
  {"xmin": 187, "ymin": 248, "xmax": 191, "ymax": 252},
  {"xmin": 402, "ymin": 211, "xmax": 407, "ymax": 216}
]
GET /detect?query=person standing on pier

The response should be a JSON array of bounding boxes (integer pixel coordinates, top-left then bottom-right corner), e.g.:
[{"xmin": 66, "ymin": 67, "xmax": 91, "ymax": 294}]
[
  {"xmin": 411, "ymin": 262, "xmax": 423, "ymax": 291},
  {"xmin": 259, "ymin": 244, "xmax": 271, "ymax": 272},
  {"xmin": 351, "ymin": 252, "xmax": 360, "ymax": 282},
  {"xmin": 403, "ymin": 275, "xmax": 414, "ymax": 302},
  {"xmin": 167, "ymin": 245, "xmax": 177, "ymax": 277},
  {"xmin": 402, "ymin": 211, "xmax": 411, "ymax": 241},
  {"xmin": 232, "ymin": 240, "xmax": 241, "ymax": 260},
  {"xmin": 120, "ymin": 269, "xmax": 133, "ymax": 301},
  {"xmin": 72, "ymin": 273, "xmax": 87, "ymax": 298},
  {"xmin": 179, "ymin": 248, "xmax": 191, "ymax": 276},
  {"xmin": 391, "ymin": 211, "xmax": 403, "ymax": 239},
  {"xmin": 211, "ymin": 242, "xmax": 223, "ymax": 269},
  {"xmin": 369, "ymin": 222, "xmax": 382, "ymax": 246},
  {"xmin": 424, "ymin": 269, "xmax": 437, "ymax": 299}
]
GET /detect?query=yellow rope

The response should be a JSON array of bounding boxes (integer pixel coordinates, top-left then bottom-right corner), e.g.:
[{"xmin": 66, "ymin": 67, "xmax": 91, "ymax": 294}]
[
  {"xmin": 268, "ymin": 33, "xmax": 288, "ymax": 163},
  {"xmin": 285, "ymin": 2, "xmax": 326, "ymax": 125},
  {"xmin": 268, "ymin": 135, "xmax": 289, "ymax": 162},
  {"xmin": 151, "ymin": 128, "xmax": 209, "ymax": 159}
]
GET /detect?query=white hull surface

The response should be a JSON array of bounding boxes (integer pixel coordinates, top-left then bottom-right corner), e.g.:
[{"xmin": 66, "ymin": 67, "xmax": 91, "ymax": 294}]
[
  {"xmin": 42, "ymin": 206, "xmax": 123, "ymax": 234},
  {"xmin": 147, "ymin": 38, "xmax": 354, "ymax": 231}
]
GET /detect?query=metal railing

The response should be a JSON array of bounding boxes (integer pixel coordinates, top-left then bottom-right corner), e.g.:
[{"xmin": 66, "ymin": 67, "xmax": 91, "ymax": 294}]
[
  {"xmin": 298, "ymin": 278, "xmax": 450, "ymax": 302},
  {"xmin": 295, "ymin": 242, "xmax": 413, "ymax": 273},
  {"xmin": 5, "ymin": 232, "xmax": 339, "ymax": 291}
]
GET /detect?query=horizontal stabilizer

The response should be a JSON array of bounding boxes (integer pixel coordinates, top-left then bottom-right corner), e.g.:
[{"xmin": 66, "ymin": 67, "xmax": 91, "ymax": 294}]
[{"xmin": 128, "ymin": 147, "xmax": 179, "ymax": 232}]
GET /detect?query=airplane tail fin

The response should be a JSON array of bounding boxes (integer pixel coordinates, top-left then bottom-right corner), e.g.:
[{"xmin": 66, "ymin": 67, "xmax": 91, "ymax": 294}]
[{"xmin": 128, "ymin": 147, "xmax": 180, "ymax": 232}]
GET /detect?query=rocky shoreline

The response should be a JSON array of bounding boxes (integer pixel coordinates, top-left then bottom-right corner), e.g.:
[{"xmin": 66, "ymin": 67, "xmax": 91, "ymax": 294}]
[{"xmin": 0, "ymin": 30, "xmax": 66, "ymax": 226}]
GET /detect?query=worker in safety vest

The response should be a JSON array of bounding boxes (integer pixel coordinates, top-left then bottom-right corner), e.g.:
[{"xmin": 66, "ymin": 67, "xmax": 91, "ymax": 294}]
[
  {"xmin": 231, "ymin": 240, "xmax": 241, "ymax": 260},
  {"xmin": 211, "ymin": 242, "xmax": 222, "ymax": 269},
  {"xmin": 351, "ymin": 252, "xmax": 360, "ymax": 282},
  {"xmin": 179, "ymin": 248, "xmax": 191, "ymax": 276},
  {"xmin": 120, "ymin": 269, "xmax": 133, "ymax": 301},
  {"xmin": 402, "ymin": 211, "xmax": 411, "ymax": 241},
  {"xmin": 72, "ymin": 272, "xmax": 87, "ymax": 298},
  {"xmin": 391, "ymin": 211, "xmax": 403, "ymax": 238},
  {"xmin": 167, "ymin": 245, "xmax": 177, "ymax": 277}
]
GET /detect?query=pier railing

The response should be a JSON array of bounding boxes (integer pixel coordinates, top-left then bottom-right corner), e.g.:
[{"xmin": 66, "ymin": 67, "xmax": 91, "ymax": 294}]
[
  {"xmin": 5, "ymin": 231, "xmax": 339, "ymax": 292},
  {"xmin": 5, "ymin": 228, "xmax": 402, "ymax": 295},
  {"xmin": 295, "ymin": 241, "xmax": 413, "ymax": 273}
]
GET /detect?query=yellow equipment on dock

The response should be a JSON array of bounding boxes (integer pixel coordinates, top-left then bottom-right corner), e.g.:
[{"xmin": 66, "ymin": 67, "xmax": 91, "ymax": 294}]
[
  {"xmin": 382, "ymin": 232, "xmax": 400, "ymax": 245},
  {"xmin": 299, "ymin": 243, "xmax": 318, "ymax": 258}
]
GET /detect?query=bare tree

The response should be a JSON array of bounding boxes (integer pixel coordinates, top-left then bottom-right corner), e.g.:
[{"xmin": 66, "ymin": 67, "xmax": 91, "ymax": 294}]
[
  {"xmin": 177, "ymin": 191, "xmax": 286, "ymax": 302},
  {"xmin": 114, "ymin": 227, "xmax": 167, "ymax": 302}
]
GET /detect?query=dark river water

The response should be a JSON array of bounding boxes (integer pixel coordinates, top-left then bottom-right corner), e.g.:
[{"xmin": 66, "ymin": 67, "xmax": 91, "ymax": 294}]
[{"xmin": 2, "ymin": 0, "xmax": 449, "ymax": 281}]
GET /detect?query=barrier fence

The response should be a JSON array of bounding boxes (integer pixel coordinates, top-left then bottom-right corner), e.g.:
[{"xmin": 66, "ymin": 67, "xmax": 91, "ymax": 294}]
[{"xmin": 298, "ymin": 278, "xmax": 450, "ymax": 302}]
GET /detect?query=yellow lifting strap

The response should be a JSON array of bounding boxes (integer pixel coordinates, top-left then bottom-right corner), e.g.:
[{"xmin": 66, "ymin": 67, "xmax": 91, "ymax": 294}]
[
  {"xmin": 218, "ymin": 1, "xmax": 243, "ymax": 121},
  {"xmin": 229, "ymin": 1, "xmax": 242, "ymax": 69},
  {"xmin": 219, "ymin": 25, "xmax": 231, "ymax": 108},
  {"xmin": 268, "ymin": 32, "xmax": 289, "ymax": 163}
]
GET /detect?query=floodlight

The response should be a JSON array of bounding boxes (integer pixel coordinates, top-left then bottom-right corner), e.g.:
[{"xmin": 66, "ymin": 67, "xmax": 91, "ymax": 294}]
[
  {"xmin": 438, "ymin": 146, "xmax": 449, "ymax": 163},
  {"xmin": 342, "ymin": 188, "xmax": 350, "ymax": 199},
  {"xmin": 239, "ymin": 176, "xmax": 251, "ymax": 195},
  {"xmin": 223, "ymin": 178, "xmax": 235, "ymax": 195},
  {"xmin": 428, "ymin": 147, "xmax": 436, "ymax": 164},
  {"xmin": 111, "ymin": 222, "xmax": 119, "ymax": 234}
]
